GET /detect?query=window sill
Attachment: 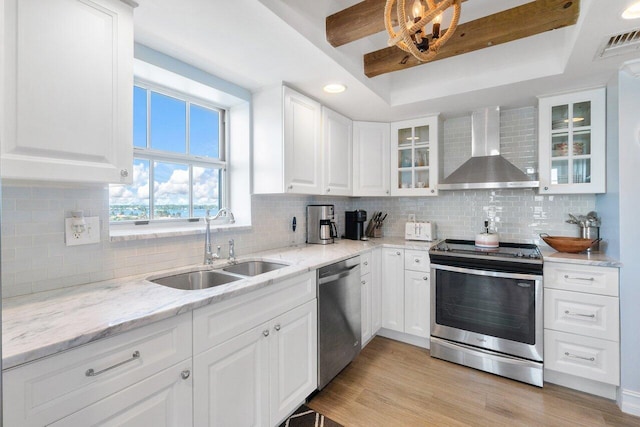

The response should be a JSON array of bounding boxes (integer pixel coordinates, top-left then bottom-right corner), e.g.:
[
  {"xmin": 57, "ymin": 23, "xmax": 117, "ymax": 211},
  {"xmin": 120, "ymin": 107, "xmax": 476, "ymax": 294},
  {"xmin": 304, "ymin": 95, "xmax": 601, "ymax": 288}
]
[{"xmin": 109, "ymin": 222, "xmax": 251, "ymax": 242}]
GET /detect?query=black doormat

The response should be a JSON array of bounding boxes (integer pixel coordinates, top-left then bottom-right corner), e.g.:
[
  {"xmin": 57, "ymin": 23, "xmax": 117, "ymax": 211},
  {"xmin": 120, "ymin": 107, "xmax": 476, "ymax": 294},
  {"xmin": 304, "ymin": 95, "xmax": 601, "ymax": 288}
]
[{"xmin": 279, "ymin": 404, "xmax": 343, "ymax": 427}]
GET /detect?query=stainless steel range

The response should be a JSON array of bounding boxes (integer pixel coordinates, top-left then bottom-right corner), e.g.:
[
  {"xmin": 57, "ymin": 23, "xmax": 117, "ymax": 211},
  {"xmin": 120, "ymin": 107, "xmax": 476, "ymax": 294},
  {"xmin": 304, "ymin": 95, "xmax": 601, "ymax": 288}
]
[{"xmin": 429, "ymin": 239, "xmax": 544, "ymax": 386}]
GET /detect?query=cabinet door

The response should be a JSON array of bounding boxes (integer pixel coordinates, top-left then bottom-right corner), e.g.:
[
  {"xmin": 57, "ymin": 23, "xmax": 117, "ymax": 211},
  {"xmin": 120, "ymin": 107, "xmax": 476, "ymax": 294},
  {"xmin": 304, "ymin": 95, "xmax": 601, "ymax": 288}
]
[
  {"xmin": 390, "ymin": 116, "xmax": 440, "ymax": 196},
  {"xmin": 283, "ymin": 87, "xmax": 323, "ymax": 194},
  {"xmin": 381, "ymin": 248, "xmax": 405, "ymax": 332},
  {"xmin": 50, "ymin": 361, "xmax": 193, "ymax": 427},
  {"xmin": 269, "ymin": 300, "xmax": 318, "ymax": 426},
  {"xmin": 353, "ymin": 121, "xmax": 390, "ymax": 196},
  {"xmin": 2, "ymin": 0, "xmax": 133, "ymax": 184},
  {"xmin": 538, "ymin": 88, "xmax": 606, "ymax": 194},
  {"xmin": 371, "ymin": 248, "xmax": 383, "ymax": 334},
  {"xmin": 404, "ymin": 271, "xmax": 431, "ymax": 339},
  {"xmin": 323, "ymin": 107, "xmax": 353, "ymax": 196},
  {"xmin": 194, "ymin": 324, "xmax": 270, "ymax": 427},
  {"xmin": 361, "ymin": 272, "xmax": 372, "ymax": 346}
]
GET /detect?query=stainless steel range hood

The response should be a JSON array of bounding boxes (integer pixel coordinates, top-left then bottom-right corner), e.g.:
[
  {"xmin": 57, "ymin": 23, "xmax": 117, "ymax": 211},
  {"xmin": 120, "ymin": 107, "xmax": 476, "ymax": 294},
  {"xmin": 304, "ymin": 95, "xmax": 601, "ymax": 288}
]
[{"xmin": 439, "ymin": 107, "xmax": 539, "ymax": 190}]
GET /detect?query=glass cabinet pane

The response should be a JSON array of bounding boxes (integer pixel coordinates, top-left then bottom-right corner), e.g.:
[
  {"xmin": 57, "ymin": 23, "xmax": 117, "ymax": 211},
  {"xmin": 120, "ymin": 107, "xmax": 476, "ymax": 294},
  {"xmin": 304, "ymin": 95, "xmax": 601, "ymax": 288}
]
[
  {"xmin": 573, "ymin": 101, "xmax": 591, "ymax": 127},
  {"xmin": 573, "ymin": 130, "xmax": 591, "ymax": 155},
  {"xmin": 415, "ymin": 147, "xmax": 429, "ymax": 167},
  {"xmin": 399, "ymin": 149, "xmax": 412, "ymax": 168},
  {"xmin": 415, "ymin": 125, "xmax": 429, "ymax": 144},
  {"xmin": 398, "ymin": 171, "xmax": 412, "ymax": 189},
  {"xmin": 552, "ymin": 133, "xmax": 568, "ymax": 157},
  {"xmin": 415, "ymin": 170, "xmax": 429, "ymax": 188},
  {"xmin": 551, "ymin": 105, "xmax": 568, "ymax": 130},
  {"xmin": 573, "ymin": 159, "xmax": 591, "ymax": 183},
  {"xmin": 397, "ymin": 128, "xmax": 412, "ymax": 147},
  {"xmin": 551, "ymin": 160, "xmax": 568, "ymax": 184}
]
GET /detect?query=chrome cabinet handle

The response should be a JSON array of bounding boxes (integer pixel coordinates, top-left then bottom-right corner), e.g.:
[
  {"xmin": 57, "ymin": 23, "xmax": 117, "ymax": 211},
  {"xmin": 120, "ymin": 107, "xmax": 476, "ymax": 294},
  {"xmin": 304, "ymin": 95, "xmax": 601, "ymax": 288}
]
[
  {"xmin": 423, "ymin": 276, "xmax": 428, "ymax": 281},
  {"xmin": 364, "ymin": 261, "xmax": 368, "ymax": 266},
  {"xmin": 263, "ymin": 329, "xmax": 270, "ymax": 337},
  {"xmin": 396, "ymin": 251, "xmax": 401, "ymax": 255},
  {"xmin": 85, "ymin": 351, "xmax": 140, "ymax": 377},
  {"xmin": 414, "ymin": 259, "xmax": 420, "ymax": 263},
  {"xmin": 564, "ymin": 310, "xmax": 596, "ymax": 318},
  {"xmin": 564, "ymin": 275, "xmax": 595, "ymax": 281},
  {"xmin": 181, "ymin": 369, "xmax": 191, "ymax": 380},
  {"xmin": 120, "ymin": 169, "xmax": 129, "ymax": 178},
  {"xmin": 274, "ymin": 324, "xmax": 281, "ymax": 331},
  {"xmin": 564, "ymin": 352, "xmax": 595, "ymax": 362},
  {"xmin": 361, "ymin": 280, "xmax": 366, "ymax": 285}
]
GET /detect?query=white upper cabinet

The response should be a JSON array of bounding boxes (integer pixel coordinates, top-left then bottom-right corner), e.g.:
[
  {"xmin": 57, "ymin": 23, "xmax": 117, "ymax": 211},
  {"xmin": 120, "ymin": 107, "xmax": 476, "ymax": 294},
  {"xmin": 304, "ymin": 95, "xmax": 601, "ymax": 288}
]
[
  {"xmin": 322, "ymin": 107, "xmax": 352, "ymax": 196},
  {"xmin": 1, "ymin": 0, "xmax": 134, "ymax": 184},
  {"xmin": 353, "ymin": 121, "xmax": 390, "ymax": 197},
  {"xmin": 538, "ymin": 88, "xmax": 606, "ymax": 194},
  {"xmin": 253, "ymin": 85, "xmax": 323, "ymax": 194},
  {"xmin": 390, "ymin": 116, "xmax": 440, "ymax": 196}
]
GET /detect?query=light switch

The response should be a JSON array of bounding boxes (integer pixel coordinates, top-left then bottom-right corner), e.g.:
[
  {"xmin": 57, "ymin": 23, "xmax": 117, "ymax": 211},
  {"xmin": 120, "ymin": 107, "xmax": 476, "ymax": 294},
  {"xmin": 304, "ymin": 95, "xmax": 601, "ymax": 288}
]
[{"xmin": 65, "ymin": 216, "xmax": 101, "ymax": 246}]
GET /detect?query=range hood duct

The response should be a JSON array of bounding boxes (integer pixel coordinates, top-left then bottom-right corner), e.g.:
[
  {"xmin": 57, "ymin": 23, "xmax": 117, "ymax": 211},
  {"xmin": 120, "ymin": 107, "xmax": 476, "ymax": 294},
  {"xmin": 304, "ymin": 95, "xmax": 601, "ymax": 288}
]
[{"xmin": 438, "ymin": 107, "xmax": 539, "ymax": 190}]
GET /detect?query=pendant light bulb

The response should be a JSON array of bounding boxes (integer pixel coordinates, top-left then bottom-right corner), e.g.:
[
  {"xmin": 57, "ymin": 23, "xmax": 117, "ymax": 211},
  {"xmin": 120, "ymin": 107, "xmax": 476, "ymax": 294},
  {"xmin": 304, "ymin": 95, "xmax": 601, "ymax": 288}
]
[{"xmin": 411, "ymin": 0, "xmax": 423, "ymax": 21}]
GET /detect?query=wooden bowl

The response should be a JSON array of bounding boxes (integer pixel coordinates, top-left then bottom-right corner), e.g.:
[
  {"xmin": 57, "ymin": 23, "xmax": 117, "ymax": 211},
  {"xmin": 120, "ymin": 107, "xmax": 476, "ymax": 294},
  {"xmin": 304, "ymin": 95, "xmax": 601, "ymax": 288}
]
[{"xmin": 539, "ymin": 234, "xmax": 598, "ymax": 253}]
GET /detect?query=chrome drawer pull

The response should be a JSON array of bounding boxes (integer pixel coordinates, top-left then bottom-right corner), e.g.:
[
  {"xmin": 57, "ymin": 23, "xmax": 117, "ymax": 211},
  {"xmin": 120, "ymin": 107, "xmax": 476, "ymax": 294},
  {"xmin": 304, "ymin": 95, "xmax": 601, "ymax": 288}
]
[
  {"xmin": 564, "ymin": 310, "xmax": 596, "ymax": 319},
  {"xmin": 85, "ymin": 351, "xmax": 140, "ymax": 377},
  {"xmin": 564, "ymin": 274, "xmax": 595, "ymax": 281},
  {"xmin": 564, "ymin": 352, "xmax": 595, "ymax": 362}
]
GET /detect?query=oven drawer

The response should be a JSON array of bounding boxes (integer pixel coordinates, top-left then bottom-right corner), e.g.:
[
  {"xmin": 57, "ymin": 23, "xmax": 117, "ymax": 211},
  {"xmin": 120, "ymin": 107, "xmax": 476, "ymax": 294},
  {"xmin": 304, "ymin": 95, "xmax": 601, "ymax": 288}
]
[
  {"xmin": 544, "ymin": 330, "xmax": 620, "ymax": 385},
  {"xmin": 544, "ymin": 289, "xmax": 619, "ymax": 341},
  {"xmin": 405, "ymin": 250, "xmax": 429, "ymax": 272},
  {"xmin": 543, "ymin": 264, "xmax": 618, "ymax": 296}
]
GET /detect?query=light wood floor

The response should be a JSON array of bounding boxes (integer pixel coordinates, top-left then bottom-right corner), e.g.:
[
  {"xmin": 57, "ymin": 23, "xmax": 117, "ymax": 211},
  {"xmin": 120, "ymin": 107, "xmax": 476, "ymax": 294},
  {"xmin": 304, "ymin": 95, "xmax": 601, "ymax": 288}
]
[{"xmin": 308, "ymin": 337, "xmax": 640, "ymax": 427}]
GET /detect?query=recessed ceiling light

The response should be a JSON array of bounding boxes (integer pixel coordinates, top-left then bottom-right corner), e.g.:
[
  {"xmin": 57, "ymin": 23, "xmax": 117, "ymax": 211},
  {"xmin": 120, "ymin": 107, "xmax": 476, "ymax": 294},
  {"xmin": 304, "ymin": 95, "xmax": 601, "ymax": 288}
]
[
  {"xmin": 622, "ymin": 2, "xmax": 640, "ymax": 19},
  {"xmin": 323, "ymin": 83, "xmax": 346, "ymax": 94}
]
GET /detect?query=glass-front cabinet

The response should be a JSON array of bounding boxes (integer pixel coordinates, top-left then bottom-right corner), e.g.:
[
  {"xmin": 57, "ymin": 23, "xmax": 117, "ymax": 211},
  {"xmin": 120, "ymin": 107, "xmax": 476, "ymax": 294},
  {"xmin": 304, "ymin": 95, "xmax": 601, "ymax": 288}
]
[
  {"xmin": 391, "ymin": 116, "xmax": 440, "ymax": 196},
  {"xmin": 538, "ymin": 88, "xmax": 606, "ymax": 194}
]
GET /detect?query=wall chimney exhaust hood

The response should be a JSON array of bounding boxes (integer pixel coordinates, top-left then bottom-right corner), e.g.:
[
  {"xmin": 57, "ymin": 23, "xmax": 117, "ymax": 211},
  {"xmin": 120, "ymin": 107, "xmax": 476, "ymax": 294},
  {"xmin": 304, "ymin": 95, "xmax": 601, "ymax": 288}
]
[{"xmin": 438, "ymin": 107, "xmax": 539, "ymax": 190}]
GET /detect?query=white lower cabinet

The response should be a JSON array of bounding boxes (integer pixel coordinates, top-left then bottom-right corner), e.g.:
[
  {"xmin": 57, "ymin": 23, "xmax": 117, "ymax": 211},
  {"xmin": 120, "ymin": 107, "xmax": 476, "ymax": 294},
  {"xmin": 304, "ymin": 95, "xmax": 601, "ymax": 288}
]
[
  {"xmin": 50, "ymin": 361, "xmax": 193, "ymax": 426},
  {"xmin": 543, "ymin": 262, "xmax": 620, "ymax": 398},
  {"xmin": 3, "ymin": 313, "xmax": 192, "ymax": 427},
  {"xmin": 381, "ymin": 248, "xmax": 430, "ymax": 346},
  {"xmin": 360, "ymin": 248, "xmax": 382, "ymax": 348},
  {"xmin": 381, "ymin": 248, "xmax": 405, "ymax": 332},
  {"xmin": 193, "ymin": 272, "xmax": 317, "ymax": 426}
]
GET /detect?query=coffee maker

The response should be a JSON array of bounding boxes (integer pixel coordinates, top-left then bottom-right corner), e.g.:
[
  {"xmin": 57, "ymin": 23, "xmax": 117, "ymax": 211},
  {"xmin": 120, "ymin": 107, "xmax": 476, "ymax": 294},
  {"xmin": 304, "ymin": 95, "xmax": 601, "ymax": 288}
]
[
  {"xmin": 345, "ymin": 210, "xmax": 367, "ymax": 240},
  {"xmin": 307, "ymin": 205, "xmax": 337, "ymax": 244}
]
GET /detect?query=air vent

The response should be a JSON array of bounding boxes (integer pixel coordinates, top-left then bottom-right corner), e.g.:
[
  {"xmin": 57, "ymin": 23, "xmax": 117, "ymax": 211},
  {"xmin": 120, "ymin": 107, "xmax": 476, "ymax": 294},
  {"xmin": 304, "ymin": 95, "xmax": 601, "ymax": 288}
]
[{"xmin": 597, "ymin": 30, "xmax": 640, "ymax": 59}]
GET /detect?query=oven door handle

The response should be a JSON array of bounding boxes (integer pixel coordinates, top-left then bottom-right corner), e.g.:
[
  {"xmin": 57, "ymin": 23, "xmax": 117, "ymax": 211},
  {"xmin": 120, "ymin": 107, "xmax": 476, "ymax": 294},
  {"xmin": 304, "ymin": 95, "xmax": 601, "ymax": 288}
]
[{"xmin": 430, "ymin": 263, "xmax": 542, "ymax": 281}]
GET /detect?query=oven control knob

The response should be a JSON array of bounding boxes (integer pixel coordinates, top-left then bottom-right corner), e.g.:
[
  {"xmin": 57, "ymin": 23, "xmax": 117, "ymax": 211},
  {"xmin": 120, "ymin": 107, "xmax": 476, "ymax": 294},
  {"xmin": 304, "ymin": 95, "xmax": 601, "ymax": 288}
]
[{"xmin": 515, "ymin": 252, "xmax": 525, "ymax": 258}]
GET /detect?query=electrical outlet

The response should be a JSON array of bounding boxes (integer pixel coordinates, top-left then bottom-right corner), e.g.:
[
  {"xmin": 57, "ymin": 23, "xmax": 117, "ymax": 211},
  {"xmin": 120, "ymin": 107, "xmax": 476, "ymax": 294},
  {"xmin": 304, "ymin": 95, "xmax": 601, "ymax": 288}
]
[
  {"xmin": 65, "ymin": 216, "xmax": 101, "ymax": 246},
  {"xmin": 408, "ymin": 214, "xmax": 416, "ymax": 222}
]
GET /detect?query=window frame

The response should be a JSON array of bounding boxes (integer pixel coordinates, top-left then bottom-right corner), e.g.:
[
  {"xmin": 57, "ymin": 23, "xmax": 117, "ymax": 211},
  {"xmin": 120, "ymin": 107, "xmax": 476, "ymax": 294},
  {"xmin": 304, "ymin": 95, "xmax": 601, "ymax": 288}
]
[{"xmin": 110, "ymin": 78, "xmax": 229, "ymax": 225}]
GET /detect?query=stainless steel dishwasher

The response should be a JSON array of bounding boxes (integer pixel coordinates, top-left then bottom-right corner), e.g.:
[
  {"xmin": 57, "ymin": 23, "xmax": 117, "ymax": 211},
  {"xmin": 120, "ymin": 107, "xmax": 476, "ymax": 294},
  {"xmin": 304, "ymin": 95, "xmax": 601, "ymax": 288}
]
[{"xmin": 317, "ymin": 256, "xmax": 361, "ymax": 390}]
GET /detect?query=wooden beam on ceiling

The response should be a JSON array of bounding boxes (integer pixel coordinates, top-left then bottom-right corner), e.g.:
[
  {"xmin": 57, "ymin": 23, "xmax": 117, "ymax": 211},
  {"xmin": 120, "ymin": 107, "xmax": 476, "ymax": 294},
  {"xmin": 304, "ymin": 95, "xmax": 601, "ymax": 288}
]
[
  {"xmin": 363, "ymin": 0, "xmax": 579, "ymax": 77},
  {"xmin": 326, "ymin": 0, "xmax": 468, "ymax": 47}
]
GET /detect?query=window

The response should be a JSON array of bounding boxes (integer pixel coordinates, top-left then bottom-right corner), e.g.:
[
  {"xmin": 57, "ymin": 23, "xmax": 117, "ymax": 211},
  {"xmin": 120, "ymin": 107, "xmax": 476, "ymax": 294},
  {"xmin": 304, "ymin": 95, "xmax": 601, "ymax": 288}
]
[{"xmin": 110, "ymin": 83, "xmax": 226, "ymax": 222}]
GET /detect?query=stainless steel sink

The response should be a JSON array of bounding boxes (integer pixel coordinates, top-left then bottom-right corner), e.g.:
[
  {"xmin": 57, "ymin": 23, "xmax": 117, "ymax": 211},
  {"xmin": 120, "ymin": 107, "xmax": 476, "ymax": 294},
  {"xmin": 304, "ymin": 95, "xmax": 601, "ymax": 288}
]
[
  {"xmin": 222, "ymin": 260, "xmax": 288, "ymax": 276},
  {"xmin": 149, "ymin": 270, "xmax": 243, "ymax": 290}
]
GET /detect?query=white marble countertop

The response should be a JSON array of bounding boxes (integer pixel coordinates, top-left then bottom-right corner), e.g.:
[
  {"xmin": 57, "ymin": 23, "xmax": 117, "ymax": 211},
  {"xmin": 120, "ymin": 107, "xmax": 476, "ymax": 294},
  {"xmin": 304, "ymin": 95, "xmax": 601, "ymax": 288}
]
[
  {"xmin": 540, "ymin": 248, "xmax": 622, "ymax": 268},
  {"xmin": 2, "ymin": 236, "xmax": 619, "ymax": 370}
]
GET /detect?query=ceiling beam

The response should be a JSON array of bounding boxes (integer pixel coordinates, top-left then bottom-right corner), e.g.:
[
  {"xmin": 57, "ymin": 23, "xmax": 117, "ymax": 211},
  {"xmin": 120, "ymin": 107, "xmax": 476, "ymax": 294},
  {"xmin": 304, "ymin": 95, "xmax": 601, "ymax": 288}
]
[
  {"xmin": 363, "ymin": 0, "xmax": 580, "ymax": 77},
  {"xmin": 326, "ymin": 0, "xmax": 468, "ymax": 47}
]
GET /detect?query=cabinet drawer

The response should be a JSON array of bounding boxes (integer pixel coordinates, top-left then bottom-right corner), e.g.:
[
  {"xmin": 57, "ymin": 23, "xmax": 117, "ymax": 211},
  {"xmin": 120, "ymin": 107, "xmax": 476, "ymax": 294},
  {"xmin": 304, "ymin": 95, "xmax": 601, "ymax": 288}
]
[
  {"xmin": 544, "ymin": 263, "xmax": 618, "ymax": 296},
  {"xmin": 544, "ymin": 289, "xmax": 619, "ymax": 340},
  {"xmin": 360, "ymin": 250, "xmax": 372, "ymax": 276},
  {"xmin": 544, "ymin": 330, "xmax": 619, "ymax": 385},
  {"xmin": 404, "ymin": 249, "xmax": 430, "ymax": 272},
  {"xmin": 193, "ymin": 271, "xmax": 315, "ymax": 354},
  {"xmin": 3, "ymin": 313, "xmax": 192, "ymax": 427}
]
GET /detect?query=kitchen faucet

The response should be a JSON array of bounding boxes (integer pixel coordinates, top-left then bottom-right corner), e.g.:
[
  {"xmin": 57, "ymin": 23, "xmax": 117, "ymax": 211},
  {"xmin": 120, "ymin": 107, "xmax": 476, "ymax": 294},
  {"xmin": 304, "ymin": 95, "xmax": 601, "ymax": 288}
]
[
  {"xmin": 204, "ymin": 210, "xmax": 221, "ymax": 265},
  {"xmin": 228, "ymin": 239, "xmax": 236, "ymax": 263}
]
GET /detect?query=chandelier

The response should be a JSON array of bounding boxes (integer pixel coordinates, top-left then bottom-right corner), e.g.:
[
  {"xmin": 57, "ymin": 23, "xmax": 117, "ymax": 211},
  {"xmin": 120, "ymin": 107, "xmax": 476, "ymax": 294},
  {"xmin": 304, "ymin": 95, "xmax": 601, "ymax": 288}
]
[{"xmin": 385, "ymin": 0, "xmax": 461, "ymax": 62}]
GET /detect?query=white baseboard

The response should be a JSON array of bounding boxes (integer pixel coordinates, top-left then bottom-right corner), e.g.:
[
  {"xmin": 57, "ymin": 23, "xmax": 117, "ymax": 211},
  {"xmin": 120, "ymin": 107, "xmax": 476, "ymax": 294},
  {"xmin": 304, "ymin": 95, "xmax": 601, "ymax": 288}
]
[
  {"xmin": 376, "ymin": 328, "xmax": 429, "ymax": 349},
  {"xmin": 544, "ymin": 369, "xmax": 618, "ymax": 399},
  {"xmin": 620, "ymin": 388, "xmax": 640, "ymax": 416}
]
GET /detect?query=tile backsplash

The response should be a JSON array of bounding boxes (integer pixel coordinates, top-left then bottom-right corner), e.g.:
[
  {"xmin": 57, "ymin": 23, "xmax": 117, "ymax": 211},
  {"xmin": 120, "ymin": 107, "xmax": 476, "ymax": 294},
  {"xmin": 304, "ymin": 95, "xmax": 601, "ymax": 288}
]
[{"xmin": 1, "ymin": 107, "xmax": 596, "ymax": 297}]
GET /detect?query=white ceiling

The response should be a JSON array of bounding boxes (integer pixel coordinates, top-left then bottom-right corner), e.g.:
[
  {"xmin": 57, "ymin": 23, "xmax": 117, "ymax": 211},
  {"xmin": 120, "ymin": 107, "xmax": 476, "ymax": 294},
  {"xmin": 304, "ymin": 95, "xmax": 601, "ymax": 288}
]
[{"xmin": 134, "ymin": 0, "xmax": 640, "ymax": 121}]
